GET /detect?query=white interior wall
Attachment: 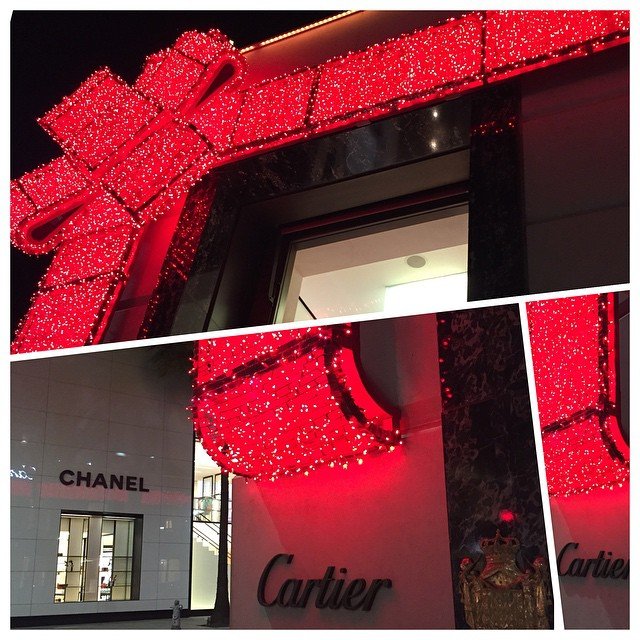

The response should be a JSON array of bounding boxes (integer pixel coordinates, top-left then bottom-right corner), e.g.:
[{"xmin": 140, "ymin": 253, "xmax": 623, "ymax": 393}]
[{"xmin": 191, "ymin": 539, "xmax": 219, "ymax": 610}]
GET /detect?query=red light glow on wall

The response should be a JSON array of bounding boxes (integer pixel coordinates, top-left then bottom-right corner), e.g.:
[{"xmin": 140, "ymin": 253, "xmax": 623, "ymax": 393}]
[
  {"xmin": 11, "ymin": 11, "xmax": 629, "ymax": 353},
  {"xmin": 498, "ymin": 509, "xmax": 516, "ymax": 523},
  {"xmin": 526, "ymin": 294, "xmax": 629, "ymax": 498},
  {"xmin": 191, "ymin": 325, "xmax": 400, "ymax": 480}
]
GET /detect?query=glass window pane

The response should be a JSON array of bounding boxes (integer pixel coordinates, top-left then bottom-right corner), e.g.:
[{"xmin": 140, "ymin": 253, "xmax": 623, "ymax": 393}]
[
  {"xmin": 55, "ymin": 513, "xmax": 140, "ymax": 603},
  {"xmin": 115, "ymin": 519, "xmax": 133, "ymax": 556},
  {"xmin": 280, "ymin": 207, "xmax": 469, "ymax": 322},
  {"xmin": 192, "ymin": 441, "xmax": 233, "ymax": 611}
]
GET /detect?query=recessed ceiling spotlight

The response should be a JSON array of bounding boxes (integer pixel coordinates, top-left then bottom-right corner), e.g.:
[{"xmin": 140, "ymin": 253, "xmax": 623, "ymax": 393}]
[{"xmin": 406, "ymin": 255, "xmax": 427, "ymax": 268}]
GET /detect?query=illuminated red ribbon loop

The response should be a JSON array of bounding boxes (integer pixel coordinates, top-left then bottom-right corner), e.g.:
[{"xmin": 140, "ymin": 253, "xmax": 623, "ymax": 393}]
[
  {"xmin": 191, "ymin": 325, "xmax": 400, "ymax": 481},
  {"xmin": 13, "ymin": 30, "xmax": 245, "ymax": 254}
]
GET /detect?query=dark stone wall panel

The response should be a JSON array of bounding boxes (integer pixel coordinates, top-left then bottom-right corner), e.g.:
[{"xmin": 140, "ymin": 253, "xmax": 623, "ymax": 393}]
[
  {"xmin": 468, "ymin": 83, "xmax": 528, "ymax": 300},
  {"xmin": 437, "ymin": 304, "xmax": 552, "ymax": 628}
]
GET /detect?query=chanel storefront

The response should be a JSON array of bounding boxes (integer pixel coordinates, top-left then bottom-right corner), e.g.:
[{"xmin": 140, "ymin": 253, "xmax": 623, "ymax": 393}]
[{"xmin": 10, "ymin": 345, "xmax": 194, "ymax": 623}]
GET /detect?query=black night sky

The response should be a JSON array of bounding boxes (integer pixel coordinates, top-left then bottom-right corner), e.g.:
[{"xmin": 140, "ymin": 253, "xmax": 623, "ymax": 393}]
[{"xmin": 10, "ymin": 10, "xmax": 341, "ymax": 333}]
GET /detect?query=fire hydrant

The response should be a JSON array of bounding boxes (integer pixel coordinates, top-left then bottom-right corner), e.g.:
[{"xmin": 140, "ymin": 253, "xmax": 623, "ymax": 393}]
[{"xmin": 171, "ymin": 599, "xmax": 183, "ymax": 629}]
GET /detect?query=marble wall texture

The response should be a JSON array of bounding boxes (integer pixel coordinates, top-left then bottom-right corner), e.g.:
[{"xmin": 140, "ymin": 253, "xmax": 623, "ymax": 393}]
[
  {"xmin": 468, "ymin": 82, "xmax": 527, "ymax": 300},
  {"xmin": 436, "ymin": 304, "xmax": 552, "ymax": 629}
]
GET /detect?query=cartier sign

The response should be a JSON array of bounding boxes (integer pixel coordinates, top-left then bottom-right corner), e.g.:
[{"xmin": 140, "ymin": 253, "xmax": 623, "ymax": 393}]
[
  {"xmin": 557, "ymin": 542, "xmax": 629, "ymax": 579},
  {"xmin": 258, "ymin": 553, "xmax": 392, "ymax": 611}
]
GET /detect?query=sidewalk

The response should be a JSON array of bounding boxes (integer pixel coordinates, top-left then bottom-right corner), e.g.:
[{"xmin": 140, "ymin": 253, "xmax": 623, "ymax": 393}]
[{"xmin": 23, "ymin": 616, "xmax": 221, "ymax": 630}]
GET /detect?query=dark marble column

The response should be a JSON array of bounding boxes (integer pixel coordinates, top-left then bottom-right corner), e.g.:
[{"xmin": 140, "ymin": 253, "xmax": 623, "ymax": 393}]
[
  {"xmin": 468, "ymin": 82, "xmax": 528, "ymax": 300},
  {"xmin": 437, "ymin": 304, "xmax": 552, "ymax": 628},
  {"xmin": 139, "ymin": 179, "xmax": 218, "ymax": 339}
]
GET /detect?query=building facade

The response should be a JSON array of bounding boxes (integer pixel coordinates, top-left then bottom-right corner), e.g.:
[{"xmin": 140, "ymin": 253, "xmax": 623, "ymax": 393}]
[
  {"xmin": 526, "ymin": 292, "xmax": 630, "ymax": 628},
  {"xmin": 12, "ymin": 307, "xmax": 555, "ymax": 628},
  {"xmin": 11, "ymin": 346, "xmax": 195, "ymax": 622}
]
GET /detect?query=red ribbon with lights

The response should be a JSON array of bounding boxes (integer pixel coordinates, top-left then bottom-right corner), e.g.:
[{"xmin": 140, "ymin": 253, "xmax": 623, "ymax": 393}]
[
  {"xmin": 191, "ymin": 325, "xmax": 400, "ymax": 480},
  {"xmin": 11, "ymin": 11, "xmax": 629, "ymax": 353},
  {"xmin": 526, "ymin": 293, "xmax": 629, "ymax": 497}
]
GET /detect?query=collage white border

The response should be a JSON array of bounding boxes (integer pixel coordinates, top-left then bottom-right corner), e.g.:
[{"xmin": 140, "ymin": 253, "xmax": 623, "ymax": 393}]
[{"xmin": 3, "ymin": 2, "xmax": 636, "ymax": 636}]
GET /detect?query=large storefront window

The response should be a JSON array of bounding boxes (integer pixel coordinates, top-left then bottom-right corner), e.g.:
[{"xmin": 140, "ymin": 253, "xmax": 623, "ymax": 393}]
[
  {"xmin": 191, "ymin": 441, "xmax": 232, "ymax": 610},
  {"xmin": 278, "ymin": 206, "xmax": 468, "ymax": 321},
  {"xmin": 155, "ymin": 98, "xmax": 471, "ymax": 340},
  {"xmin": 55, "ymin": 513, "xmax": 141, "ymax": 603}
]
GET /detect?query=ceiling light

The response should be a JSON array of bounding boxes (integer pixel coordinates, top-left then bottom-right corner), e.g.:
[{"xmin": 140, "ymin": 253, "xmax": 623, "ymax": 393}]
[{"xmin": 406, "ymin": 255, "xmax": 427, "ymax": 268}]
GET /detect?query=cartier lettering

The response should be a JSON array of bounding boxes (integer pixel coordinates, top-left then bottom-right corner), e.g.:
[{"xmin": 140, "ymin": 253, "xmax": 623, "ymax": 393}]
[
  {"xmin": 557, "ymin": 542, "xmax": 629, "ymax": 579},
  {"xmin": 257, "ymin": 553, "xmax": 392, "ymax": 611},
  {"xmin": 59, "ymin": 469, "xmax": 149, "ymax": 492}
]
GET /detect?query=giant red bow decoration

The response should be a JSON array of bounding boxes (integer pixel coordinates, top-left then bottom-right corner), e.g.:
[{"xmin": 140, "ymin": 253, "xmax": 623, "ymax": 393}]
[
  {"xmin": 191, "ymin": 325, "xmax": 400, "ymax": 480},
  {"xmin": 12, "ymin": 29, "xmax": 244, "ymax": 254},
  {"xmin": 11, "ymin": 30, "xmax": 245, "ymax": 353},
  {"xmin": 11, "ymin": 12, "xmax": 629, "ymax": 353}
]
